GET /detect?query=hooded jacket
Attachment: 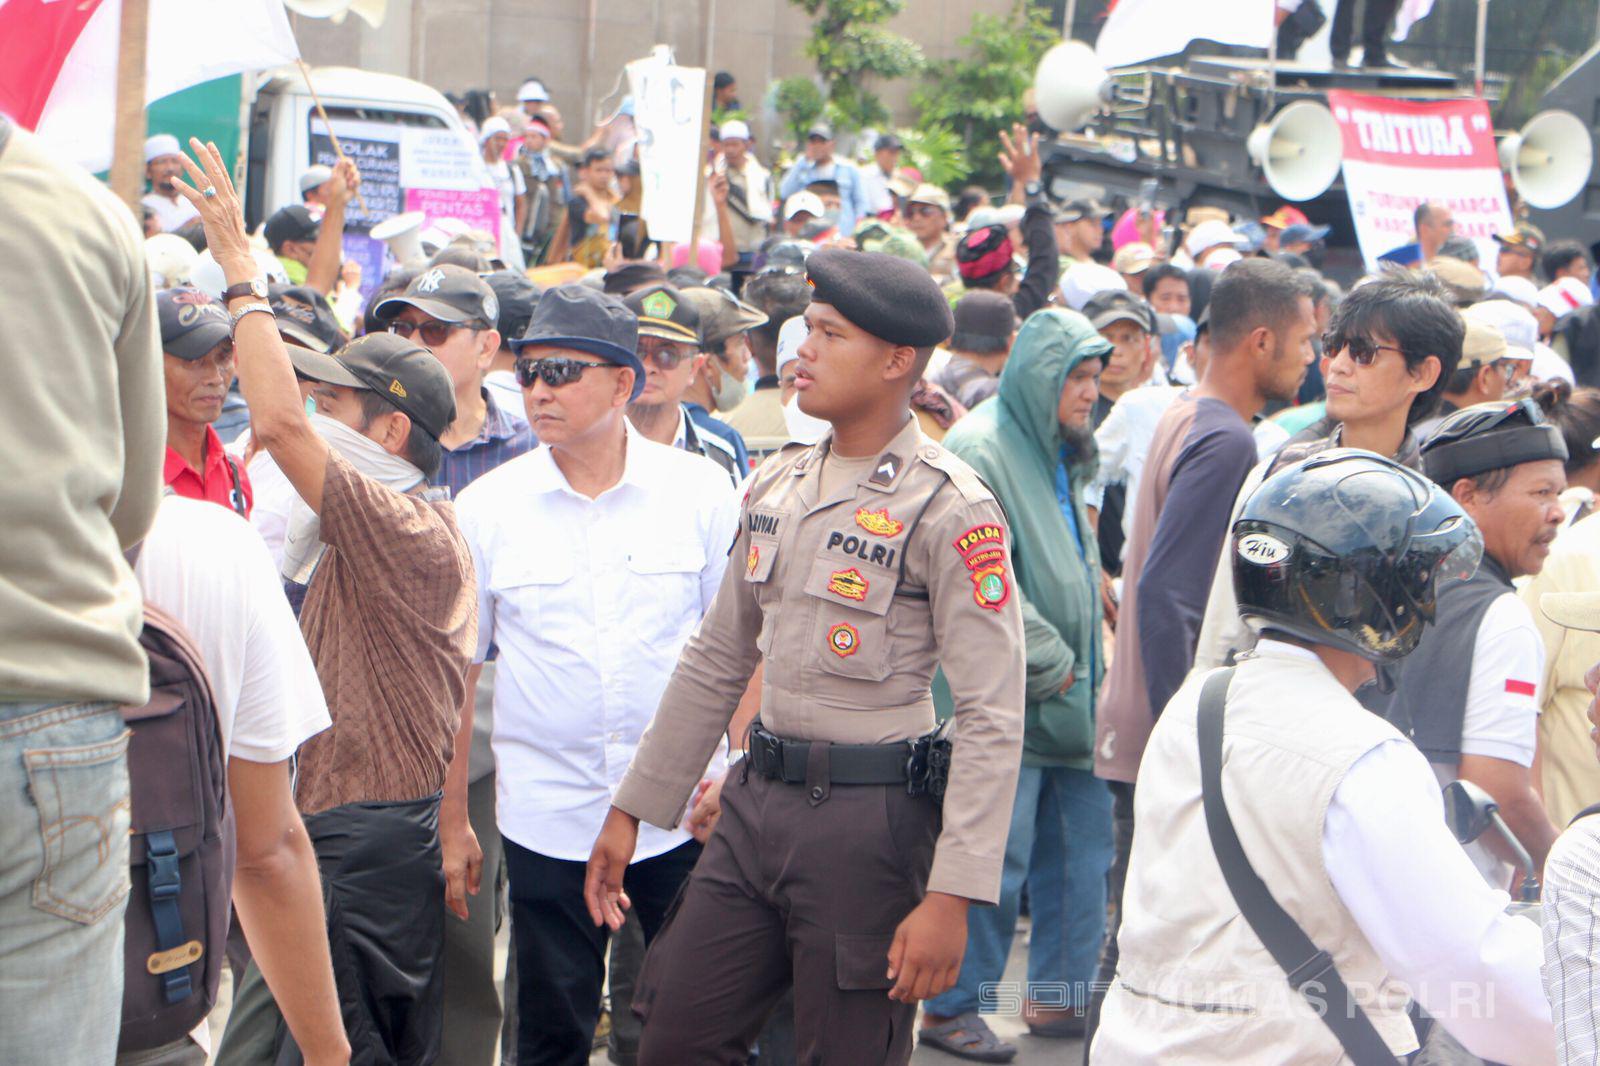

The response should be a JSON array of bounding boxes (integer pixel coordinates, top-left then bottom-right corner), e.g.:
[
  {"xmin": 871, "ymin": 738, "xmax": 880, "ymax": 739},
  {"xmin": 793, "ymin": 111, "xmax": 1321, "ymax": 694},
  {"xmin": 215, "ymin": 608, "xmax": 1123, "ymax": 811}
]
[{"xmin": 938, "ymin": 309, "xmax": 1112, "ymax": 767}]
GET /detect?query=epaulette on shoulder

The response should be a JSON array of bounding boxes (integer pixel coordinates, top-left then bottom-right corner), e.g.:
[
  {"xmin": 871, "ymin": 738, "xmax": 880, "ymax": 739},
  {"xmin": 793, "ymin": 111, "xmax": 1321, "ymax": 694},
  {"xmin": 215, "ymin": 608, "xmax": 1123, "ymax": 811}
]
[{"xmin": 915, "ymin": 439, "xmax": 998, "ymax": 505}]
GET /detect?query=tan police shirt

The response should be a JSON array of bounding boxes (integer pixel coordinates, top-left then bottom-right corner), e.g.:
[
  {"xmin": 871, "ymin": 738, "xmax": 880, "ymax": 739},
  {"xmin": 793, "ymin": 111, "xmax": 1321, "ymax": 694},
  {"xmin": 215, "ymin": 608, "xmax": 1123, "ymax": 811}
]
[{"xmin": 613, "ymin": 416, "xmax": 1025, "ymax": 904}]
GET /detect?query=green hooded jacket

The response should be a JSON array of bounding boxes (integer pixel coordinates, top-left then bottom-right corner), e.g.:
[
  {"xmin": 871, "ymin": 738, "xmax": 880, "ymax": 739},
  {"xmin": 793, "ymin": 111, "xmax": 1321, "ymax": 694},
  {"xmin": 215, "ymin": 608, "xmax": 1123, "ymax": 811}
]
[{"xmin": 935, "ymin": 309, "xmax": 1112, "ymax": 768}]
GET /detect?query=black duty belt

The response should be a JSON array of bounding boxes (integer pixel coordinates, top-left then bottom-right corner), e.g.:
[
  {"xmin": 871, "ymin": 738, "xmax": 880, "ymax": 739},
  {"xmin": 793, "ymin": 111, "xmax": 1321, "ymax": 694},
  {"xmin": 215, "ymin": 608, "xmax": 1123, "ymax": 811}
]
[{"xmin": 746, "ymin": 722, "xmax": 951, "ymax": 797}]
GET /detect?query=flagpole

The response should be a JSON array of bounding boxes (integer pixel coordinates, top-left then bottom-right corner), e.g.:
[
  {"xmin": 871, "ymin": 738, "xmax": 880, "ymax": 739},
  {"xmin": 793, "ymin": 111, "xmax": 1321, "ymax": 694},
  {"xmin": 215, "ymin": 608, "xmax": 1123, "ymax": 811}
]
[
  {"xmin": 109, "ymin": 0, "xmax": 150, "ymax": 211},
  {"xmin": 1064, "ymin": 0, "xmax": 1078, "ymax": 40},
  {"xmin": 1475, "ymin": 0, "xmax": 1488, "ymax": 97},
  {"xmin": 297, "ymin": 59, "xmax": 371, "ymax": 214}
]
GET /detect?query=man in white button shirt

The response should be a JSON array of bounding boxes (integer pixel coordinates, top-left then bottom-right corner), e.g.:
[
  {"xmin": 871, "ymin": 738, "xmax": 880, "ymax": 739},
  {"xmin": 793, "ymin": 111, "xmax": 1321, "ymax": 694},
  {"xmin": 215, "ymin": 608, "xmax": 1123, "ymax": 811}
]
[
  {"xmin": 446, "ymin": 285, "xmax": 739, "ymax": 1066},
  {"xmin": 1094, "ymin": 450, "xmax": 1555, "ymax": 1065}
]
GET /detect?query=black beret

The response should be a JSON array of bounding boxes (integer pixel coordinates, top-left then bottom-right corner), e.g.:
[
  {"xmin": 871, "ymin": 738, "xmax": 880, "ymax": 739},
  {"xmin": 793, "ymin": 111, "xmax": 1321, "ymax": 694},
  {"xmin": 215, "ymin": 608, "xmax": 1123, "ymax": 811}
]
[{"xmin": 805, "ymin": 247, "xmax": 954, "ymax": 348}]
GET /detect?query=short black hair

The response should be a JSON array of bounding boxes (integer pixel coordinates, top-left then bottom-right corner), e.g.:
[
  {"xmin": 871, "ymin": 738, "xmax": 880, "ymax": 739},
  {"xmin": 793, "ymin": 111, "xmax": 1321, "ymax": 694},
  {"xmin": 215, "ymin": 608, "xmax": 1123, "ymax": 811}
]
[
  {"xmin": 743, "ymin": 271, "xmax": 811, "ymax": 370},
  {"xmin": 1444, "ymin": 364, "xmax": 1487, "ymax": 395},
  {"xmin": 954, "ymin": 186, "xmax": 990, "ymax": 222},
  {"xmin": 1414, "ymin": 202, "xmax": 1434, "ymax": 231},
  {"xmin": 714, "ymin": 71, "xmax": 736, "ymax": 91},
  {"xmin": 1142, "ymin": 262, "xmax": 1187, "ymax": 298},
  {"xmin": 580, "ymin": 147, "xmax": 611, "ymax": 169},
  {"xmin": 1206, "ymin": 258, "xmax": 1314, "ymax": 353},
  {"xmin": 1325, "ymin": 270, "xmax": 1464, "ymax": 424},
  {"xmin": 360, "ymin": 267, "xmax": 417, "ymax": 337},
  {"xmin": 358, "ymin": 391, "xmax": 443, "ymax": 481},
  {"xmin": 1542, "ymin": 240, "xmax": 1589, "ymax": 281}
]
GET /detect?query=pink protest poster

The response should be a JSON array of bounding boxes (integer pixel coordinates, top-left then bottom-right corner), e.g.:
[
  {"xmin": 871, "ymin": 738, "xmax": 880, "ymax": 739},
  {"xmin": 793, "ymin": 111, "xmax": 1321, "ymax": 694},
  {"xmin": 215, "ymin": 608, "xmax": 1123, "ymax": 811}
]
[{"xmin": 404, "ymin": 187, "xmax": 504, "ymax": 252}]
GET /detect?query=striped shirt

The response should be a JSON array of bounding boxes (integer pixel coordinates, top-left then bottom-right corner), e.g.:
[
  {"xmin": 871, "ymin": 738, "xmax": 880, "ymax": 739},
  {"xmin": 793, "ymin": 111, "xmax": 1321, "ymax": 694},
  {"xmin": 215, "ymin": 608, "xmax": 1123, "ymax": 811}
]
[
  {"xmin": 1544, "ymin": 811, "xmax": 1600, "ymax": 1063},
  {"xmin": 435, "ymin": 387, "xmax": 537, "ymax": 501}
]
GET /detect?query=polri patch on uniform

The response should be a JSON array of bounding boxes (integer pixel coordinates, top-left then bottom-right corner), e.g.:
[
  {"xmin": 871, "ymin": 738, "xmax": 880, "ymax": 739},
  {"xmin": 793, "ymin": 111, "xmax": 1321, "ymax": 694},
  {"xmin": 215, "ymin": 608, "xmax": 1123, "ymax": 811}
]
[
  {"xmin": 827, "ymin": 568, "xmax": 869, "ymax": 601},
  {"xmin": 827, "ymin": 622, "xmax": 860, "ymax": 657},
  {"xmin": 970, "ymin": 564, "xmax": 1010, "ymax": 611},
  {"xmin": 747, "ymin": 545, "xmax": 761, "ymax": 575},
  {"xmin": 869, "ymin": 454, "xmax": 901, "ymax": 485},
  {"xmin": 855, "ymin": 506, "xmax": 904, "ymax": 537}
]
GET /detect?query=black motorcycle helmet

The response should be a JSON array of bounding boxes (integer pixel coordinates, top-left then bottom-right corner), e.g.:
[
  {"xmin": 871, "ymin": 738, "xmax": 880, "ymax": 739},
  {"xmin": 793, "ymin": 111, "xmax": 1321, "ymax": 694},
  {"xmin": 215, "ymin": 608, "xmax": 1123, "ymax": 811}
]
[
  {"xmin": 1233, "ymin": 448, "xmax": 1483, "ymax": 662},
  {"xmin": 1420, "ymin": 397, "xmax": 1569, "ymax": 488}
]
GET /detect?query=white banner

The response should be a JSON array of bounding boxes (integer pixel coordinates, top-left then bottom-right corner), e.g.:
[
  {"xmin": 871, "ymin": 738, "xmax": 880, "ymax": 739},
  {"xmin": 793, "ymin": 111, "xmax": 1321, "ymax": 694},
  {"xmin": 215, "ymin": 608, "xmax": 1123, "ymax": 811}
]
[
  {"xmin": 1095, "ymin": 0, "xmax": 1274, "ymax": 68},
  {"xmin": 1328, "ymin": 90, "xmax": 1513, "ymax": 271},
  {"xmin": 627, "ymin": 55, "xmax": 706, "ymax": 245}
]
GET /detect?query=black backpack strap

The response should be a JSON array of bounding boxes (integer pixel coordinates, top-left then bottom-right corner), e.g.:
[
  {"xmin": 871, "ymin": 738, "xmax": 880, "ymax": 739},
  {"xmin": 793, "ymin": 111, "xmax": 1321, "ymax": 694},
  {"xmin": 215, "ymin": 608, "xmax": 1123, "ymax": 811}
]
[
  {"xmin": 1197, "ymin": 667, "xmax": 1400, "ymax": 1066},
  {"xmin": 224, "ymin": 453, "xmax": 248, "ymax": 518},
  {"xmin": 144, "ymin": 829, "xmax": 193, "ymax": 1003}
]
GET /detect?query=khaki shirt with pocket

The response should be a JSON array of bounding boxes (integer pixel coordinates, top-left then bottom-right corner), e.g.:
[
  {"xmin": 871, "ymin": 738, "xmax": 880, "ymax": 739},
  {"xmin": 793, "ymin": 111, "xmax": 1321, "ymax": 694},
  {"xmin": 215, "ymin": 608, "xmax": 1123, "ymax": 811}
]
[{"xmin": 614, "ymin": 416, "xmax": 1024, "ymax": 904}]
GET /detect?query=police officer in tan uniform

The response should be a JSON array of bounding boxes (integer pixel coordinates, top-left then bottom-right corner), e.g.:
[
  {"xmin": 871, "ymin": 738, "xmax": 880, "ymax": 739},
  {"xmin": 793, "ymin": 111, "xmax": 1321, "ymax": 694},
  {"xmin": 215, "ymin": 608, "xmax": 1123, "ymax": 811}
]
[{"xmin": 583, "ymin": 247, "xmax": 1025, "ymax": 1064}]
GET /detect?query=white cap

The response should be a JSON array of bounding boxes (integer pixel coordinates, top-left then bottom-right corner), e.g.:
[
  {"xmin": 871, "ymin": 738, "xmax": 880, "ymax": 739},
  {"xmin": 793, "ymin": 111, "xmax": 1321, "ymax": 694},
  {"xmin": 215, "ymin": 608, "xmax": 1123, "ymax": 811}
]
[
  {"xmin": 1533, "ymin": 342, "xmax": 1577, "ymax": 386},
  {"xmin": 966, "ymin": 204, "xmax": 1025, "ymax": 230},
  {"xmin": 784, "ymin": 396, "xmax": 831, "ymax": 445},
  {"xmin": 784, "ymin": 191, "xmax": 826, "ymax": 220},
  {"xmin": 479, "ymin": 116, "xmax": 511, "ymax": 144},
  {"xmin": 776, "ymin": 315, "xmax": 808, "ymax": 371},
  {"xmin": 517, "ymin": 79, "xmax": 550, "ymax": 104},
  {"xmin": 1491, "ymin": 274, "xmax": 1540, "ymax": 306},
  {"xmin": 1464, "ymin": 300, "xmax": 1539, "ymax": 358},
  {"xmin": 145, "ymin": 233, "xmax": 198, "ymax": 288},
  {"xmin": 1059, "ymin": 262, "xmax": 1127, "ymax": 311},
  {"xmin": 1537, "ymin": 277, "xmax": 1594, "ymax": 319},
  {"xmin": 1200, "ymin": 246, "xmax": 1244, "ymax": 271},
  {"xmin": 299, "ymin": 164, "xmax": 333, "ymax": 194},
  {"xmin": 144, "ymin": 133, "xmax": 181, "ymax": 163},
  {"xmin": 190, "ymin": 248, "xmax": 288, "ymax": 299},
  {"xmin": 719, "ymin": 119, "xmax": 752, "ymax": 141},
  {"xmin": 1184, "ymin": 218, "xmax": 1243, "ymax": 258}
]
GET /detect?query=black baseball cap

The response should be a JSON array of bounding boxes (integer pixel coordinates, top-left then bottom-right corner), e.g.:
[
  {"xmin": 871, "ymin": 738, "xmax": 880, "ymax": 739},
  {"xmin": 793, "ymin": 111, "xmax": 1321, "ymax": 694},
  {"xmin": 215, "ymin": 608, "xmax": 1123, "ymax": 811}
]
[
  {"xmin": 287, "ymin": 332, "xmax": 457, "ymax": 440},
  {"xmin": 263, "ymin": 204, "xmax": 320, "ymax": 252},
  {"xmin": 269, "ymin": 284, "xmax": 345, "ymax": 354},
  {"xmin": 624, "ymin": 285, "xmax": 703, "ymax": 345},
  {"xmin": 371, "ymin": 264, "xmax": 500, "ymax": 328},
  {"xmin": 1084, "ymin": 290, "xmax": 1156, "ymax": 334},
  {"xmin": 158, "ymin": 288, "xmax": 232, "ymax": 360},
  {"xmin": 482, "ymin": 270, "xmax": 542, "ymax": 344},
  {"xmin": 874, "ymin": 132, "xmax": 903, "ymax": 152}
]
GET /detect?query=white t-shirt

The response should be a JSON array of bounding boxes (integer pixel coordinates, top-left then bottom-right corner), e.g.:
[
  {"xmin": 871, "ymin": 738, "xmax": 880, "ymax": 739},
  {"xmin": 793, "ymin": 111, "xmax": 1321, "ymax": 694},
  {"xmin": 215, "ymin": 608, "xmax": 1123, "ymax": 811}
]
[
  {"xmin": 141, "ymin": 191, "xmax": 199, "ymax": 232},
  {"xmin": 134, "ymin": 495, "xmax": 330, "ymax": 763},
  {"xmin": 1432, "ymin": 591, "xmax": 1544, "ymax": 887},
  {"xmin": 488, "ymin": 160, "xmax": 526, "ymax": 230}
]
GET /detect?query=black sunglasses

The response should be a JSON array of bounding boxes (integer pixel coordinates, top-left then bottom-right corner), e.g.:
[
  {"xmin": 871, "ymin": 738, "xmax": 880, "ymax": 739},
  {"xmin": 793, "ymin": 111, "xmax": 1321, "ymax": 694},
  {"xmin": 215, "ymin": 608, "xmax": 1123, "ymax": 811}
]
[
  {"xmin": 1323, "ymin": 332, "xmax": 1410, "ymax": 367},
  {"xmin": 515, "ymin": 356, "xmax": 615, "ymax": 388},
  {"xmin": 389, "ymin": 318, "xmax": 480, "ymax": 347}
]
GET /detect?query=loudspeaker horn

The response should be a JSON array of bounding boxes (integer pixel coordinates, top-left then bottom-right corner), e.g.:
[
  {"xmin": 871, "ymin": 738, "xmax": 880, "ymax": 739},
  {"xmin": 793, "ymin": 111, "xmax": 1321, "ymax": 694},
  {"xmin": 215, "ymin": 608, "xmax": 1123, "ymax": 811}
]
[
  {"xmin": 1246, "ymin": 101, "xmax": 1343, "ymax": 203},
  {"xmin": 1034, "ymin": 41, "xmax": 1112, "ymax": 132},
  {"xmin": 1500, "ymin": 110, "xmax": 1593, "ymax": 211},
  {"xmin": 370, "ymin": 210, "xmax": 427, "ymax": 264}
]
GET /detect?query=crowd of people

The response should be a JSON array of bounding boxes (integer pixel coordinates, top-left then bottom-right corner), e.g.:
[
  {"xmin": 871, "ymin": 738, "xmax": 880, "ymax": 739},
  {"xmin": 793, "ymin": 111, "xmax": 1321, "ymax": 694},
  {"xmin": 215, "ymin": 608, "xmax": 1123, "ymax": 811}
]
[{"xmin": 10, "ymin": 49, "xmax": 1600, "ymax": 1066}]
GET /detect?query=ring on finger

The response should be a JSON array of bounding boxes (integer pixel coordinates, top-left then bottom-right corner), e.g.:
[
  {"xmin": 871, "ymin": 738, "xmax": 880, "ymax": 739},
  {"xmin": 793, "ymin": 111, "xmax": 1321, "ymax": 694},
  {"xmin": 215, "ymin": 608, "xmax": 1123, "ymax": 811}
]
[{"xmin": 203, "ymin": 186, "xmax": 218, "ymax": 199}]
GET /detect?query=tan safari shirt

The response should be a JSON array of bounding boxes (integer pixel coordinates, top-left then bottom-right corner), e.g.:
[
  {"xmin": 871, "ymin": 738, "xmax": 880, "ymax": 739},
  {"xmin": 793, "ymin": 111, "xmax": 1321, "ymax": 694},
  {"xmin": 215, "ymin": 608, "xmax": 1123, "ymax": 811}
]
[{"xmin": 614, "ymin": 417, "xmax": 1025, "ymax": 904}]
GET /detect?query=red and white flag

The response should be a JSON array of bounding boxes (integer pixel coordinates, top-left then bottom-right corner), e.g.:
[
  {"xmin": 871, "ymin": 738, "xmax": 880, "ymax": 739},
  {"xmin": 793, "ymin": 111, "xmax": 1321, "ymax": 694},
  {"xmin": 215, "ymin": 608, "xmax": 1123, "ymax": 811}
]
[
  {"xmin": 0, "ymin": 0, "xmax": 299, "ymax": 172},
  {"xmin": 1095, "ymin": 0, "xmax": 1274, "ymax": 69}
]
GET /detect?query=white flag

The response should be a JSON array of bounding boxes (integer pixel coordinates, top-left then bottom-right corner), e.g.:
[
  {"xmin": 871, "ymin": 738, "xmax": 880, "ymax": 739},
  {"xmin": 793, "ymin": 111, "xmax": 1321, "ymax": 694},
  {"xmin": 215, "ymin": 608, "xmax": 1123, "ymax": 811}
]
[
  {"xmin": 0, "ymin": 0, "xmax": 300, "ymax": 173},
  {"xmin": 1095, "ymin": 0, "xmax": 1276, "ymax": 69},
  {"xmin": 1392, "ymin": 0, "xmax": 1440, "ymax": 40}
]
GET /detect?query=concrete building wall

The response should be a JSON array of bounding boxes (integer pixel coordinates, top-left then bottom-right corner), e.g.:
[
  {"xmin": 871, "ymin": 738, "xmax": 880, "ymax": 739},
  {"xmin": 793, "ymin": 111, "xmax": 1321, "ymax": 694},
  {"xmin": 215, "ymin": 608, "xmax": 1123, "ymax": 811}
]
[{"xmin": 289, "ymin": 0, "xmax": 1017, "ymax": 156}]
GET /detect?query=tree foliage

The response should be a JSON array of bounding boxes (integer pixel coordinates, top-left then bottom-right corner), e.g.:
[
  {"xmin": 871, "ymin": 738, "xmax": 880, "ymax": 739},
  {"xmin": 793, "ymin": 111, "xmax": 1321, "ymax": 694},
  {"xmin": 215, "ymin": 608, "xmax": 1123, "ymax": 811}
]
[
  {"xmin": 896, "ymin": 123, "xmax": 970, "ymax": 188},
  {"xmin": 912, "ymin": 1, "xmax": 1057, "ymax": 190},
  {"xmin": 782, "ymin": 0, "xmax": 925, "ymax": 133}
]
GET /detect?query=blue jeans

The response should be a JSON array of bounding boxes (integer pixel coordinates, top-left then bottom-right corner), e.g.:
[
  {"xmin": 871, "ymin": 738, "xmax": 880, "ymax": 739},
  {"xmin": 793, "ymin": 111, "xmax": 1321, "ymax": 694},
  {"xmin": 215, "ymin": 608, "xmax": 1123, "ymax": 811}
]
[
  {"xmin": 0, "ymin": 701, "xmax": 131, "ymax": 1065},
  {"xmin": 925, "ymin": 765, "xmax": 1112, "ymax": 1018}
]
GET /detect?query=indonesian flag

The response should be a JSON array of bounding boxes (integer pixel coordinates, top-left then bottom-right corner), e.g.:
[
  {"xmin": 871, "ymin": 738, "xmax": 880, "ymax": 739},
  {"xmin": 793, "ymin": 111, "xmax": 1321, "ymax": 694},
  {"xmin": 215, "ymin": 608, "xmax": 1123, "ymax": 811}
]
[
  {"xmin": 1096, "ymin": 0, "xmax": 1275, "ymax": 68},
  {"xmin": 0, "ymin": 0, "xmax": 299, "ymax": 173}
]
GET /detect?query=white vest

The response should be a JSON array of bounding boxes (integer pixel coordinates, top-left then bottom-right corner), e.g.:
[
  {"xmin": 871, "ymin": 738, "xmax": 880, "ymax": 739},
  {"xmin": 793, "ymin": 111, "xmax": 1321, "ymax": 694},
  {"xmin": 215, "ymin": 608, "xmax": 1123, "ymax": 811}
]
[{"xmin": 1091, "ymin": 644, "xmax": 1419, "ymax": 1063}]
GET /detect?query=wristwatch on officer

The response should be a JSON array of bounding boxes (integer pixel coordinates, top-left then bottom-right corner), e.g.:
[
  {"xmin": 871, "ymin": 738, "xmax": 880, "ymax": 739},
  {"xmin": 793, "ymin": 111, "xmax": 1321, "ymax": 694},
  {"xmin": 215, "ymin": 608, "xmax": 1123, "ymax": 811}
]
[
  {"xmin": 1023, "ymin": 180, "xmax": 1044, "ymax": 202},
  {"xmin": 221, "ymin": 277, "xmax": 269, "ymax": 303}
]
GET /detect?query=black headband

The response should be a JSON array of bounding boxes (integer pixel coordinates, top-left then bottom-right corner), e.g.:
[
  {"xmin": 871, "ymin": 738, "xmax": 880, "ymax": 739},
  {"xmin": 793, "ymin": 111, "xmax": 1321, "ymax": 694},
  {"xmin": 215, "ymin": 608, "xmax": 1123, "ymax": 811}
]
[{"xmin": 1423, "ymin": 424, "xmax": 1568, "ymax": 485}]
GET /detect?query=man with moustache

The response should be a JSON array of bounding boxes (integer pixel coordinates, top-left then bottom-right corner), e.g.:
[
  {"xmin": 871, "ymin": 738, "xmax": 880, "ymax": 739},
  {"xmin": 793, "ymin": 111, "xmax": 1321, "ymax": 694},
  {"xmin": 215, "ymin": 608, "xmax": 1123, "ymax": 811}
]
[
  {"xmin": 1382, "ymin": 400, "xmax": 1569, "ymax": 886},
  {"xmin": 158, "ymin": 288, "xmax": 253, "ymax": 515}
]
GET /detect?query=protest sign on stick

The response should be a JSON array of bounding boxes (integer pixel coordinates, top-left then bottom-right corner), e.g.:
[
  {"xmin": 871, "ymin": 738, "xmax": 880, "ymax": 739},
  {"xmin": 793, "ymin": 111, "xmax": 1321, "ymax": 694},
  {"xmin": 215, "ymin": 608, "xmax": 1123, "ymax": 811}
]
[{"xmin": 627, "ymin": 50, "xmax": 708, "ymax": 246}]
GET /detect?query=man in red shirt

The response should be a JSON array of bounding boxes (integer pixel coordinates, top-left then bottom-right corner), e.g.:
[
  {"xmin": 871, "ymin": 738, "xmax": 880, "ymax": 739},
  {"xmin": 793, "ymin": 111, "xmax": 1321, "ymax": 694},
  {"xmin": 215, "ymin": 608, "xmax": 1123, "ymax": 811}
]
[{"xmin": 159, "ymin": 287, "xmax": 252, "ymax": 515}]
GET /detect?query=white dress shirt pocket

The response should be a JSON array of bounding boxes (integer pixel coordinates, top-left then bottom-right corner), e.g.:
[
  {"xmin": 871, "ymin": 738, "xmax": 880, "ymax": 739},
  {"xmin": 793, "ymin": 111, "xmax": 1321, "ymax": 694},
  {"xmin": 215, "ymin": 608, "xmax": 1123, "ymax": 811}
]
[
  {"xmin": 624, "ymin": 542, "xmax": 706, "ymax": 643},
  {"xmin": 489, "ymin": 552, "xmax": 577, "ymax": 635}
]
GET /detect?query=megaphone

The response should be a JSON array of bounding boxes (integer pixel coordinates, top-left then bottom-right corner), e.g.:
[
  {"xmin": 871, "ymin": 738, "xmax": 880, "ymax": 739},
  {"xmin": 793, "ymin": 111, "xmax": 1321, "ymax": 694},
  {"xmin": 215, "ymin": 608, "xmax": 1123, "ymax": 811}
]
[
  {"xmin": 370, "ymin": 210, "xmax": 427, "ymax": 265},
  {"xmin": 1034, "ymin": 41, "xmax": 1112, "ymax": 132},
  {"xmin": 1246, "ymin": 101, "xmax": 1342, "ymax": 203},
  {"xmin": 1499, "ymin": 110, "xmax": 1593, "ymax": 210}
]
